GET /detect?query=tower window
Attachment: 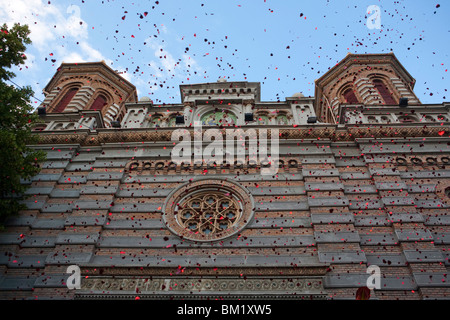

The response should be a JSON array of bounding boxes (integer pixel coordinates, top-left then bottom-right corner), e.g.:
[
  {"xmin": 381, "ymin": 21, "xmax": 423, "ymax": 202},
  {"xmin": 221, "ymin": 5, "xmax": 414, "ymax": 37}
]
[
  {"xmin": 90, "ymin": 94, "xmax": 107, "ymax": 111},
  {"xmin": 373, "ymin": 79, "xmax": 396, "ymax": 105},
  {"xmin": 343, "ymin": 88, "xmax": 359, "ymax": 104},
  {"xmin": 53, "ymin": 87, "xmax": 78, "ymax": 113}
]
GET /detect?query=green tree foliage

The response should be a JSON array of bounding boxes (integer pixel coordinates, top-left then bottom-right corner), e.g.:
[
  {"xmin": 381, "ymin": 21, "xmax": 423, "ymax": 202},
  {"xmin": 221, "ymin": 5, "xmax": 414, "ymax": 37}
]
[{"xmin": 0, "ymin": 23, "xmax": 46, "ymax": 227}]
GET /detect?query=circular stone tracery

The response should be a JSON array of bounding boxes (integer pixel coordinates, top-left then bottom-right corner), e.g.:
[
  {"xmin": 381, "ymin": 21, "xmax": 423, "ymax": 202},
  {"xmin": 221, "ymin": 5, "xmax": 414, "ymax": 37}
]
[{"xmin": 162, "ymin": 179, "xmax": 254, "ymax": 242}]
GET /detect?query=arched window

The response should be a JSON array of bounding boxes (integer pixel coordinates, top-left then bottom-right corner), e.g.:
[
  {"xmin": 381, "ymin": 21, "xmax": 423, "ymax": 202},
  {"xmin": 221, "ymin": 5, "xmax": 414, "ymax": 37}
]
[
  {"xmin": 90, "ymin": 94, "xmax": 107, "ymax": 111},
  {"xmin": 53, "ymin": 87, "xmax": 79, "ymax": 113},
  {"xmin": 380, "ymin": 116, "xmax": 391, "ymax": 123},
  {"xmin": 367, "ymin": 116, "xmax": 378, "ymax": 124},
  {"xmin": 373, "ymin": 79, "xmax": 396, "ymax": 105},
  {"xmin": 276, "ymin": 114, "xmax": 289, "ymax": 125},
  {"xmin": 149, "ymin": 115, "xmax": 162, "ymax": 127},
  {"xmin": 201, "ymin": 111, "xmax": 236, "ymax": 126},
  {"xmin": 168, "ymin": 116, "xmax": 177, "ymax": 127},
  {"xmin": 256, "ymin": 114, "xmax": 269, "ymax": 125},
  {"xmin": 398, "ymin": 115, "xmax": 417, "ymax": 123},
  {"xmin": 343, "ymin": 88, "xmax": 359, "ymax": 104}
]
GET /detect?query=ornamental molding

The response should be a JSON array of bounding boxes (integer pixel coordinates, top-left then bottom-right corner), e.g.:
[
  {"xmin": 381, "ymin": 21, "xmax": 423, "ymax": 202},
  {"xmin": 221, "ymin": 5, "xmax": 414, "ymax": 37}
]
[
  {"xmin": 80, "ymin": 266, "xmax": 329, "ymax": 277},
  {"xmin": 77, "ymin": 276, "xmax": 327, "ymax": 299},
  {"xmin": 33, "ymin": 126, "xmax": 449, "ymax": 146}
]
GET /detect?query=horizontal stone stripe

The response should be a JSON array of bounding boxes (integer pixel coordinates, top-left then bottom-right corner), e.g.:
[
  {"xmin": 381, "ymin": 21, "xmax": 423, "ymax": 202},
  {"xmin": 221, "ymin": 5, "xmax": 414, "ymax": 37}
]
[
  {"xmin": 324, "ymin": 274, "xmax": 416, "ymax": 290},
  {"xmin": 34, "ymin": 274, "xmax": 69, "ymax": 288},
  {"xmin": 248, "ymin": 217, "xmax": 311, "ymax": 228},
  {"xmin": 42, "ymin": 160, "xmax": 69, "ymax": 169},
  {"xmin": 116, "ymin": 186, "xmax": 307, "ymax": 198},
  {"xmin": 0, "ymin": 234, "xmax": 56, "ymax": 247},
  {"xmin": 403, "ymin": 250, "xmax": 444, "ymax": 263},
  {"xmin": 30, "ymin": 174, "xmax": 62, "ymax": 182},
  {"xmin": 0, "ymin": 276, "xmax": 38, "ymax": 291},
  {"xmin": 50, "ymin": 189, "xmax": 80, "ymax": 198},
  {"xmin": 65, "ymin": 162, "xmax": 94, "ymax": 172},
  {"xmin": 19, "ymin": 200, "xmax": 46, "ymax": 210},
  {"xmin": 45, "ymin": 252, "xmax": 94, "ymax": 265},
  {"xmin": 314, "ymin": 231, "xmax": 360, "ymax": 243},
  {"xmin": 339, "ymin": 172, "xmax": 371, "ymax": 180},
  {"xmin": 305, "ymin": 182, "xmax": 344, "ymax": 191},
  {"xmin": 407, "ymin": 184, "xmax": 436, "ymax": 193},
  {"xmin": 4, "ymin": 255, "xmax": 47, "ymax": 268},
  {"xmin": 97, "ymin": 235, "xmax": 316, "ymax": 248},
  {"xmin": 247, "ymin": 186, "xmax": 306, "ymax": 196},
  {"xmin": 366, "ymin": 253, "xmax": 407, "ymax": 266},
  {"xmin": 389, "ymin": 212, "xmax": 424, "ymax": 223},
  {"xmin": 354, "ymin": 216, "xmax": 391, "ymax": 227},
  {"xmin": 360, "ymin": 143, "xmax": 450, "ymax": 154},
  {"xmin": 400, "ymin": 170, "xmax": 450, "ymax": 179},
  {"xmin": 87, "ymin": 172, "xmax": 125, "ymax": 181},
  {"xmin": 348, "ymin": 200, "xmax": 383, "ymax": 210},
  {"xmin": 413, "ymin": 273, "xmax": 450, "ymax": 287},
  {"xmin": 360, "ymin": 233, "xmax": 399, "ymax": 245},
  {"xmin": 24, "ymin": 187, "xmax": 54, "ymax": 196},
  {"xmin": 20, "ymin": 236, "xmax": 57, "ymax": 247},
  {"xmin": 311, "ymin": 214, "xmax": 354, "ymax": 224},
  {"xmin": 44, "ymin": 150, "xmax": 75, "ymax": 160},
  {"xmin": 58, "ymin": 175, "xmax": 87, "ymax": 184},
  {"xmin": 424, "ymin": 215, "xmax": 450, "ymax": 226},
  {"xmin": 105, "ymin": 219, "xmax": 164, "ymax": 229},
  {"xmin": 395, "ymin": 229, "xmax": 434, "ymax": 242},
  {"xmin": 318, "ymin": 251, "xmax": 366, "ymax": 264},
  {"xmin": 4, "ymin": 215, "xmax": 36, "ymax": 227},
  {"xmin": 122, "ymin": 173, "xmax": 304, "ymax": 184},
  {"xmin": 109, "ymin": 203, "xmax": 163, "ymax": 213},
  {"xmin": 92, "ymin": 160, "xmax": 128, "ymax": 168},
  {"xmin": 368, "ymin": 168, "xmax": 401, "ymax": 176},
  {"xmin": 335, "ymin": 159, "xmax": 366, "ymax": 167},
  {"xmin": 308, "ymin": 197, "xmax": 349, "ymax": 207},
  {"xmin": 80, "ymin": 186, "xmax": 119, "ymax": 195},
  {"xmin": 255, "ymin": 201, "xmax": 309, "ymax": 211},
  {"xmin": 104, "ymin": 217, "xmax": 312, "ymax": 229},
  {"xmin": 73, "ymin": 200, "xmax": 113, "ymax": 210},
  {"xmin": 381, "ymin": 196, "xmax": 415, "ymax": 206},
  {"xmin": 55, "ymin": 233, "xmax": 100, "ymax": 245},
  {"xmin": 415, "ymin": 200, "xmax": 448, "ymax": 209},
  {"xmin": 344, "ymin": 185, "xmax": 377, "ymax": 194},
  {"xmin": 432, "ymin": 233, "xmax": 450, "ymax": 244},
  {"xmin": 65, "ymin": 216, "xmax": 107, "ymax": 226},
  {"xmin": 375, "ymin": 181, "xmax": 407, "ymax": 190},
  {"xmin": 86, "ymin": 254, "xmax": 324, "ymax": 268},
  {"xmin": 301, "ymin": 155, "xmax": 336, "ymax": 164},
  {"xmin": 31, "ymin": 218, "xmax": 65, "ymax": 229},
  {"xmin": 302, "ymin": 169, "xmax": 340, "ymax": 177},
  {"xmin": 40, "ymin": 203, "xmax": 74, "ymax": 213}
]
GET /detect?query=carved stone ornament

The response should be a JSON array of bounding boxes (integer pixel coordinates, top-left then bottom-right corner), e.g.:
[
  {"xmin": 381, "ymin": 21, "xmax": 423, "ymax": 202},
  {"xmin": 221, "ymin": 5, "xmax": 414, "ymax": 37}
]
[
  {"xmin": 77, "ymin": 276, "xmax": 327, "ymax": 300},
  {"xmin": 162, "ymin": 178, "xmax": 255, "ymax": 242}
]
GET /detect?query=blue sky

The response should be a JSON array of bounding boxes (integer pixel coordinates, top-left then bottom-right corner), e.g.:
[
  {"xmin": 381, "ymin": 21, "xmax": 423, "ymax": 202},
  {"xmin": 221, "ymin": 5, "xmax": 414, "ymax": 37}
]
[{"xmin": 1, "ymin": 0, "xmax": 449, "ymax": 107}]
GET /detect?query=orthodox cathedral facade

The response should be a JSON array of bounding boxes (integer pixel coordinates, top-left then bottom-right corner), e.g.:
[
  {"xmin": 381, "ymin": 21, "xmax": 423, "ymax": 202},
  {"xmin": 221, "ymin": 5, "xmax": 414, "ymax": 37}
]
[{"xmin": 0, "ymin": 53, "xmax": 449, "ymax": 300}]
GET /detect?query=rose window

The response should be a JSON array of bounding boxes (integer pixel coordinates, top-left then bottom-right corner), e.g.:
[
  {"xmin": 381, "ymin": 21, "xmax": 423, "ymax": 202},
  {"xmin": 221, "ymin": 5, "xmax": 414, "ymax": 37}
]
[
  {"xmin": 163, "ymin": 179, "xmax": 254, "ymax": 242},
  {"xmin": 178, "ymin": 191, "xmax": 241, "ymax": 236}
]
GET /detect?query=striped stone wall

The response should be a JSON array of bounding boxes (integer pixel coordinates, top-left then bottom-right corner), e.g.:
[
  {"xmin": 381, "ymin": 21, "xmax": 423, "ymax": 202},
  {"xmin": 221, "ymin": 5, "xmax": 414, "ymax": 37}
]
[{"xmin": 0, "ymin": 138, "xmax": 449, "ymax": 300}]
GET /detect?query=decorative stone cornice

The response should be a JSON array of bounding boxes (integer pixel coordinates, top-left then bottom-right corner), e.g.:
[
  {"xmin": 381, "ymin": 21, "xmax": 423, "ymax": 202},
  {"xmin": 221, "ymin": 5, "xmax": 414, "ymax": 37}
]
[
  {"xmin": 77, "ymin": 276, "xmax": 327, "ymax": 299},
  {"xmin": 81, "ymin": 266, "xmax": 328, "ymax": 276},
  {"xmin": 33, "ymin": 125, "xmax": 449, "ymax": 146}
]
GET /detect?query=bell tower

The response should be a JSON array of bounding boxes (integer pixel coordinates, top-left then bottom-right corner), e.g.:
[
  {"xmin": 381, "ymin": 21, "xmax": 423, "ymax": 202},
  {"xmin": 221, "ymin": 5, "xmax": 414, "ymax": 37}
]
[
  {"xmin": 40, "ymin": 61, "xmax": 137, "ymax": 127},
  {"xmin": 314, "ymin": 53, "xmax": 421, "ymax": 123}
]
